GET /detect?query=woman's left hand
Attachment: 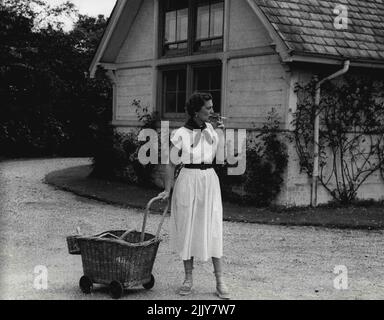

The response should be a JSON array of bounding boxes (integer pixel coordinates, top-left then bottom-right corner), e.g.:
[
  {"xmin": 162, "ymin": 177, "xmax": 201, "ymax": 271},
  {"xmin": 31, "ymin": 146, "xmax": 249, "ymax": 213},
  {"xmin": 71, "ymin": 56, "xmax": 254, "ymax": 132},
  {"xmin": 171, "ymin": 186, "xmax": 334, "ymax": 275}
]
[{"xmin": 216, "ymin": 120, "xmax": 225, "ymax": 130}]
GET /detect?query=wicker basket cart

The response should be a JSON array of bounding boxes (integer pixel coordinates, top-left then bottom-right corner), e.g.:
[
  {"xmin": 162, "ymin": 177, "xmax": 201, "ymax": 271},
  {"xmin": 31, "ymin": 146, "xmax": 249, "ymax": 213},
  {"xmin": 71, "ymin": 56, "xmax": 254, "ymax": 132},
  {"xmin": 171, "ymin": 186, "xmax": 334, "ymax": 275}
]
[{"xmin": 67, "ymin": 196, "xmax": 169, "ymax": 299}]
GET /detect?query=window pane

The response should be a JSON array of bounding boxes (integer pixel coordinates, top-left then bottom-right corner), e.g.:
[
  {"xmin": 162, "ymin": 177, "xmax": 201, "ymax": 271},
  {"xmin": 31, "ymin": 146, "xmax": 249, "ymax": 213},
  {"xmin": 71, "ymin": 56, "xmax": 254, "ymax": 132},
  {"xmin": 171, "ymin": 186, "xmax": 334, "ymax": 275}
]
[
  {"xmin": 177, "ymin": 8, "xmax": 188, "ymax": 41},
  {"xmin": 194, "ymin": 66, "xmax": 222, "ymax": 91},
  {"xmin": 211, "ymin": 2, "xmax": 224, "ymax": 37},
  {"xmin": 179, "ymin": 70, "xmax": 186, "ymax": 90},
  {"xmin": 197, "ymin": 5, "xmax": 209, "ymax": 40},
  {"xmin": 165, "ymin": 93, "xmax": 177, "ymax": 113},
  {"xmin": 178, "ymin": 42, "xmax": 187, "ymax": 49},
  {"xmin": 211, "ymin": 38, "xmax": 223, "ymax": 46},
  {"xmin": 165, "ymin": 70, "xmax": 177, "ymax": 91},
  {"xmin": 177, "ymin": 92, "xmax": 187, "ymax": 113},
  {"xmin": 195, "ymin": 69, "xmax": 210, "ymax": 91},
  {"xmin": 211, "ymin": 67, "xmax": 222, "ymax": 89},
  {"xmin": 211, "ymin": 91, "xmax": 221, "ymax": 113},
  {"xmin": 199, "ymin": 40, "xmax": 211, "ymax": 48},
  {"xmin": 163, "ymin": 68, "xmax": 186, "ymax": 114},
  {"xmin": 167, "ymin": 43, "xmax": 178, "ymax": 50},
  {"xmin": 193, "ymin": 65, "xmax": 222, "ymax": 112},
  {"xmin": 165, "ymin": 11, "xmax": 176, "ymax": 43}
]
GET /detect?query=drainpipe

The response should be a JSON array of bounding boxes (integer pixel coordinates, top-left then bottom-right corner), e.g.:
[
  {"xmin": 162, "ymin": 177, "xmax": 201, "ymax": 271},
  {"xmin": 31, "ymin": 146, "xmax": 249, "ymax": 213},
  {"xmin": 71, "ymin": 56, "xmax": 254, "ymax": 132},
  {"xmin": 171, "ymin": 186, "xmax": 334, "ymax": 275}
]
[{"xmin": 311, "ymin": 60, "xmax": 350, "ymax": 207}]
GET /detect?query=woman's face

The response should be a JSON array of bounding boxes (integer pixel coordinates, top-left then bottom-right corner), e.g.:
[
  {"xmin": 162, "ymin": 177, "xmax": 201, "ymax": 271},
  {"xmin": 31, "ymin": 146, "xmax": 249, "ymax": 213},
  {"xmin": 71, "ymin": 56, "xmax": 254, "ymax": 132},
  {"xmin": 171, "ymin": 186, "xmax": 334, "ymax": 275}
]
[{"xmin": 195, "ymin": 99, "xmax": 214, "ymax": 122}]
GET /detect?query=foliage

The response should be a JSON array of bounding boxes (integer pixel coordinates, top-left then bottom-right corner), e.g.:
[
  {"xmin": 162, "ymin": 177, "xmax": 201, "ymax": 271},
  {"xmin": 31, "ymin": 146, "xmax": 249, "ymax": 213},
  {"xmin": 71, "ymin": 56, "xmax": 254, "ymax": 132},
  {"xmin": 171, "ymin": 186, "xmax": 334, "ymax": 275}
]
[
  {"xmin": 0, "ymin": 1, "xmax": 112, "ymax": 157},
  {"xmin": 1, "ymin": 0, "xmax": 78, "ymax": 31},
  {"xmin": 91, "ymin": 101, "xmax": 160, "ymax": 187},
  {"xmin": 91, "ymin": 125, "xmax": 147, "ymax": 185},
  {"xmin": 133, "ymin": 99, "xmax": 160, "ymax": 130},
  {"xmin": 215, "ymin": 109, "xmax": 289, "ymax": 207},
  {"xmin": 293, "ymin": 75, "xmax": 384, "ymax": 203}
]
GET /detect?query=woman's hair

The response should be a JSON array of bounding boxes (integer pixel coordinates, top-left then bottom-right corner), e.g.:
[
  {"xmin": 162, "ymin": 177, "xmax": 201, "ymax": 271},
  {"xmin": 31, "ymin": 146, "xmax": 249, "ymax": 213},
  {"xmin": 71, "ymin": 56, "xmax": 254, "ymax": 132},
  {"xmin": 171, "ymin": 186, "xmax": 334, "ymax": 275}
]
[{"xmin": 185, "ymin": 92, "xmax": 212, "ymax": 117}]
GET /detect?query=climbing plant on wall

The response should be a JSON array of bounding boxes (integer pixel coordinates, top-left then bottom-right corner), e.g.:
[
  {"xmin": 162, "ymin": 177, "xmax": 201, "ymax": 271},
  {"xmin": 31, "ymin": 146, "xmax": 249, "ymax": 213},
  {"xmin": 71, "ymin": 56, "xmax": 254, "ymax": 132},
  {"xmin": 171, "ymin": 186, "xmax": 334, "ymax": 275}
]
[{"xmin": 293, "ymin": 75, "xmax": 384, "ymax": 203}]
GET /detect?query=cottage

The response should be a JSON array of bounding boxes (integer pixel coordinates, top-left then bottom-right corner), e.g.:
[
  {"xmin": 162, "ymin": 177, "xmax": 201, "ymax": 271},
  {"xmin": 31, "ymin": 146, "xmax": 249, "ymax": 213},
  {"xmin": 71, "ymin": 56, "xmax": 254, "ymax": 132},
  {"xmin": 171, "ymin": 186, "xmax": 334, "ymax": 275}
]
[{"xmin": 90, "ymin": 0, "xmax": 384, "ymax": 206}]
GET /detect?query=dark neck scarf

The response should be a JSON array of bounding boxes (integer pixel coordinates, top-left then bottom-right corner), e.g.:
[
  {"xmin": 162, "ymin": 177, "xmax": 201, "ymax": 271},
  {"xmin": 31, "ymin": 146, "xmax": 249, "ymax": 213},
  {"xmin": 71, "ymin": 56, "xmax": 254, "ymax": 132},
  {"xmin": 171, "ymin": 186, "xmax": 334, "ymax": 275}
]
[
  {"xmin": 183, "ymin": 117, "xmax": 213, "ymax": 146},
  {"xmin": 184, "ymin": 117, "xmax": 207, "ymax": 131}
]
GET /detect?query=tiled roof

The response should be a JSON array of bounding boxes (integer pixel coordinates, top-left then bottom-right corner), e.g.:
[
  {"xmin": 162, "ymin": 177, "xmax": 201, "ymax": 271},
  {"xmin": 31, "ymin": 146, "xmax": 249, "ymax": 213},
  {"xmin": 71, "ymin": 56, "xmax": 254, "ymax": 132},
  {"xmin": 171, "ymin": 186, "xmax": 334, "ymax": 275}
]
[{"xmin": 255, "ymin": 0, "xmax": 384, "ymax": 61}]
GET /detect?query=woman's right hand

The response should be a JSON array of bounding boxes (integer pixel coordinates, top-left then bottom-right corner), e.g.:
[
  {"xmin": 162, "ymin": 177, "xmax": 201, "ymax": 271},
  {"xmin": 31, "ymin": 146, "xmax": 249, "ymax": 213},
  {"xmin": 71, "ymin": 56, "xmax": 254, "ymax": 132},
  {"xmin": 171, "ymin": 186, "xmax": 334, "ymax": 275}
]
[{"xmin": 158, "ymin": 190, "xmax": 170, "ymax": 200}]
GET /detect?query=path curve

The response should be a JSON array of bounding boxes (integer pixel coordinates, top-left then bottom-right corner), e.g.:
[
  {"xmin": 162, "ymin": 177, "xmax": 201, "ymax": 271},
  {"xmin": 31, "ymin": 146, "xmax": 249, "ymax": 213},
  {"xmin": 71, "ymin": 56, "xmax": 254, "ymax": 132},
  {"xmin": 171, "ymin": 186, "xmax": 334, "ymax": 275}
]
[{"xmin": 0, "ymin": 158, "xmax": 383, "ymax": 299}]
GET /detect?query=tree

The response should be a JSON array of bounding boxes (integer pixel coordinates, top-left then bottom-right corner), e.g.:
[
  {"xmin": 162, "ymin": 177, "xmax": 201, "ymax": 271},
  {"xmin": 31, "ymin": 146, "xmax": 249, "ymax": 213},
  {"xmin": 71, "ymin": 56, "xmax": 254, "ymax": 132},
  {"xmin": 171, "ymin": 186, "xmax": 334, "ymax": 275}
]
[
  {"xmin": 0, "ymin": 0, "xmax": 78, "ymax": 30},
  {"xmin": 0, "ymin": 0, "xmax": 112, "ymax": 157}
]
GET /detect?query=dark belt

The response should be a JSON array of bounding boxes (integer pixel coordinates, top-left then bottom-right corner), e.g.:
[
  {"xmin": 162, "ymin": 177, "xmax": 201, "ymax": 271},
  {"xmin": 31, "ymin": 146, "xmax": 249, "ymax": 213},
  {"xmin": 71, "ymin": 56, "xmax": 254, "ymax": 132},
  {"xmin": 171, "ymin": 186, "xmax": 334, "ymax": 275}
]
[{"xmin": 184, "ymin": 164, "xmax": 214, "ymax": 170}]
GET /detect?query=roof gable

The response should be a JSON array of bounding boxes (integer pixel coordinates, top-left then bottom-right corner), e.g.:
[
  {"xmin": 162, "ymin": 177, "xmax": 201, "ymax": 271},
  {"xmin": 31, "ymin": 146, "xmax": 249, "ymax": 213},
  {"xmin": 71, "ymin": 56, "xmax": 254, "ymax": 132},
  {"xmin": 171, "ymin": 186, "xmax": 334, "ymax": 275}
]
[{"xmin": 90, "ymin": 0, "xmax": 384, "ymax": 76}]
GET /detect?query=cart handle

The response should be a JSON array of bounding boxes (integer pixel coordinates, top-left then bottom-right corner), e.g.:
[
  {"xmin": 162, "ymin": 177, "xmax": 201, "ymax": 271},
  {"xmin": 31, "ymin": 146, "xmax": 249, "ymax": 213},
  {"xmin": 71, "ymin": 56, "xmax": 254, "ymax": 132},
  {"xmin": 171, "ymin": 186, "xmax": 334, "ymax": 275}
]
[{"xmin": 119, "ymin": 195, "xmax": 170, "ymax": 242}]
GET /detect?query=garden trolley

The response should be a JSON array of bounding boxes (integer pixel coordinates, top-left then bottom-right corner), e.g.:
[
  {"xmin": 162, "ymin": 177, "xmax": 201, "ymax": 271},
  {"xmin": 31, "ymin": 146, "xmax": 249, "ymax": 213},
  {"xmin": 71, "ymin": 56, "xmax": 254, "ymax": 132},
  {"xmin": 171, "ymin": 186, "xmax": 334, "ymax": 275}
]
[{"xmin": 67, "ymin": 196, "xmax": 169, "ymax": 299}]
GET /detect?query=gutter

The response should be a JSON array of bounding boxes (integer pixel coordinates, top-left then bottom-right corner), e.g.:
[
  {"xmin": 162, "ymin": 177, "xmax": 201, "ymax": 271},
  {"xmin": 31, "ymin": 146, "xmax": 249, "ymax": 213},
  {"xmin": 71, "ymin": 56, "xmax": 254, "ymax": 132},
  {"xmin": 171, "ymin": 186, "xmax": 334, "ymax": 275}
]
[
  {"xmin": 285, "ymin": 54, "xmax": 384, "ymax": 70},
  {"xmin": 311, "ymin": 60, "xmax": 350, "ymax": 207}
]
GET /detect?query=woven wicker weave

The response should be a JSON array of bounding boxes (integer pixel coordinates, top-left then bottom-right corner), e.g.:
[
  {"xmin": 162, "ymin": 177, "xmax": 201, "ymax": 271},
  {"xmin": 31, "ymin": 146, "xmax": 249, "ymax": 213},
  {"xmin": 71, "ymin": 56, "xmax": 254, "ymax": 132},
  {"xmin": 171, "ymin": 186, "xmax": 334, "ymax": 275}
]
[
  {"xmin": 77, "ymin": 230, "xmax": 161, "ymax": 287},
  {"xmin": 71, "ymin": 196, "xmax": 169, "ymax": 296}
]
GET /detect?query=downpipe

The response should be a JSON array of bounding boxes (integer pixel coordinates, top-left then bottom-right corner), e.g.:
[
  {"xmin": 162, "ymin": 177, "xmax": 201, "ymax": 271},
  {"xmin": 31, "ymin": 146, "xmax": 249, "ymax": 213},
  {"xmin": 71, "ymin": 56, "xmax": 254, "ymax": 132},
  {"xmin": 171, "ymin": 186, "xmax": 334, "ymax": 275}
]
[{"xmin": 311, "ymin": 60, "xmax": 350, "ymax": 207}]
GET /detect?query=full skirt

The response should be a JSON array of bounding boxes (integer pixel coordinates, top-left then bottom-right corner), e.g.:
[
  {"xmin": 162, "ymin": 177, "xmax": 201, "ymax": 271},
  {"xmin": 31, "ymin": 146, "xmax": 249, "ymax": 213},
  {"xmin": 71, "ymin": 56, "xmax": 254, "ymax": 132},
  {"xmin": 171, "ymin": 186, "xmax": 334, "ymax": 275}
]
[{"xmin": 170, "ymin": 168, "xmax": 223, "ymax": 261}]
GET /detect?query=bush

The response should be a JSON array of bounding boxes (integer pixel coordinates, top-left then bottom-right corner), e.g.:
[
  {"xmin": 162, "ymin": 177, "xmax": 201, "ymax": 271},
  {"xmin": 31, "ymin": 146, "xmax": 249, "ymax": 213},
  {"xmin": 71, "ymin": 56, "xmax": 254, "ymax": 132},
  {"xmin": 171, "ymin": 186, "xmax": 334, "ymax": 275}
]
[
  {"xmin": 91, "ymin": 100, "xmax": 160, "ymax": 186},
  {"xmin": 215, "ymin": 109, "xmax": 289, "ymax": 207},
  {"xmin": 91, "ymin": 124, "xmax": 155, "ymax": 187},
  {"xmin": 0, "ymin": 116, "xmax": 70, "ymax": 157}
]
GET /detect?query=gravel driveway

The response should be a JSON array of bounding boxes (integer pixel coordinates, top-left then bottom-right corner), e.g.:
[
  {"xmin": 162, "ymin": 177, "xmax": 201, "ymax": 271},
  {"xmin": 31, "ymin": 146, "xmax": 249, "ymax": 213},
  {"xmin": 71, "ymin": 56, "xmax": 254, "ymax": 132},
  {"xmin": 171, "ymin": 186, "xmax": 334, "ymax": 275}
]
[{"xmin": 0, "ymin": 158, "xmax": 383, "ymax": 300}]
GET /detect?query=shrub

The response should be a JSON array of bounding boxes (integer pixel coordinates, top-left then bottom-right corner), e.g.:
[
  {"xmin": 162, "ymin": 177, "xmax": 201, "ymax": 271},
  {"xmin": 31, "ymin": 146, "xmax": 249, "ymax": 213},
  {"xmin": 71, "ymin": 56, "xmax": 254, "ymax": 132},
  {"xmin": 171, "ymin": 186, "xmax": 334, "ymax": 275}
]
[
  {"xmin": 215, "ymin": 109, "xmax": 289, "ymax": 207},
  {"xmin": 0, "ymin": 115, "xmax": 70, "ymax": 157},
  {"xmin": 91, "ymin": 101, "xmax": 159, "ymax": 187}
]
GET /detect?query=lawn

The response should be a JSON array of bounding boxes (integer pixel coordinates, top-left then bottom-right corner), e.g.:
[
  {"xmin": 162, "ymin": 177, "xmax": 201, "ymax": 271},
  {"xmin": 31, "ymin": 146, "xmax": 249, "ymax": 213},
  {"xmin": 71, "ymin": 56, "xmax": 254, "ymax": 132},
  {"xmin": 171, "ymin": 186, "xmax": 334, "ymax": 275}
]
[{"xmin": 45, "ymin": 164, "xmax": 384, "ymax": 230}]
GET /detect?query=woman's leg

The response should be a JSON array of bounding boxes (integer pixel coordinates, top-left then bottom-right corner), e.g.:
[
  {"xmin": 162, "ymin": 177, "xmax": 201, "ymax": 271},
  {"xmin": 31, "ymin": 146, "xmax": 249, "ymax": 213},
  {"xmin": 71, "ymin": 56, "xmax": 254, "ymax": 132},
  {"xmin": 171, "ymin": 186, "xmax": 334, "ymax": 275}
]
[
  {"xmin": 178, "ymin": 257, "xmax": 194, "ymax": 295},
  {"xmin": 212, "ymin": 257, "xmax": 230, "ymax": 299}
]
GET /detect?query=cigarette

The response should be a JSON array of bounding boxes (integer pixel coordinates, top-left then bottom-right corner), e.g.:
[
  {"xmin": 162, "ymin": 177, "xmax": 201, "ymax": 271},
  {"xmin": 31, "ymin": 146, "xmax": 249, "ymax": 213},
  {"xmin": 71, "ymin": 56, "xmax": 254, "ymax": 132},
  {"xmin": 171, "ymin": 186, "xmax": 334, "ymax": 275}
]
[{"xmin": 209, "ymin": 115, "xmax": 228, "ymax": 119}]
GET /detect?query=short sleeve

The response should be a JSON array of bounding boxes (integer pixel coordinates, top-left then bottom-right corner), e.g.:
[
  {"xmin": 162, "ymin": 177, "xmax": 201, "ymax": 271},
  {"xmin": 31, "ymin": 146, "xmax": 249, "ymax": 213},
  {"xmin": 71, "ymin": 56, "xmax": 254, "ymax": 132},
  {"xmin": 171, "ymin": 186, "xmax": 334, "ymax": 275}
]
[{"xmin": 170, "ymin": 127, "xmax": 184, "ymax": 150}]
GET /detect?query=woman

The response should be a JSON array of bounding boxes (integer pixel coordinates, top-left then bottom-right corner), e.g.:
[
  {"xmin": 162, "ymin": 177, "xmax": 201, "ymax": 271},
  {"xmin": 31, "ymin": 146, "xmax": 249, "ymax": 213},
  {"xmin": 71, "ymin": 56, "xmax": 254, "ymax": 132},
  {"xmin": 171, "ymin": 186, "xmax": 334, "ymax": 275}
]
[{"xmin": 158, "ymin": 92, "xmax": 230, "ymax": 300}]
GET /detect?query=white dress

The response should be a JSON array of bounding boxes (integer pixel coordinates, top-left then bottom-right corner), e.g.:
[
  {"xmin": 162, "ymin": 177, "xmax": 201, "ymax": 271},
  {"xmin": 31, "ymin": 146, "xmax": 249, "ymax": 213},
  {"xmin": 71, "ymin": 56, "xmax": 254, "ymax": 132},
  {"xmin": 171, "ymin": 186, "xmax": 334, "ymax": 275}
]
[{"xmin": 169, "ymin": 122, "xmax": 223, "ymax": 261}]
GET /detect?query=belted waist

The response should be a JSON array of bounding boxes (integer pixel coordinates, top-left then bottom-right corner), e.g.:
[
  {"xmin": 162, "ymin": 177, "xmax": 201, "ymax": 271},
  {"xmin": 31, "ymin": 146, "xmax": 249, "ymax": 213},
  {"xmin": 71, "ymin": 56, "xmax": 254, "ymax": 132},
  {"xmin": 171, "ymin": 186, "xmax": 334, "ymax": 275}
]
[{"xmin": 184, "ymin": 163, "xmax": 214, "ymax": 170}]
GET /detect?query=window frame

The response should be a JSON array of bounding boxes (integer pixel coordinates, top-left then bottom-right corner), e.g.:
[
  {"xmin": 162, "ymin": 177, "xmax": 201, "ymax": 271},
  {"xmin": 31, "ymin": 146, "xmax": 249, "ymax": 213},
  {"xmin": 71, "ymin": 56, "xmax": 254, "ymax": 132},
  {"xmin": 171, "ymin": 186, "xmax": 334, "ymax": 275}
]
[
  {"xmin": 194, "ymin": 0, "xmax": 225, "ymax": 53},
  {"xmin": 158, "ymin": 0, "xmax": 224, "ymax": 58},
  {"xmin": 159, "ymin": 60, "xmax": 222, "ymax": 119},
  {"xmin": 160, "ymin": 64, "xmax": 188, "ymax": 119},
  {"xmin": 192, "ymin": 61, "xmax": 222, "ymax": 113}
]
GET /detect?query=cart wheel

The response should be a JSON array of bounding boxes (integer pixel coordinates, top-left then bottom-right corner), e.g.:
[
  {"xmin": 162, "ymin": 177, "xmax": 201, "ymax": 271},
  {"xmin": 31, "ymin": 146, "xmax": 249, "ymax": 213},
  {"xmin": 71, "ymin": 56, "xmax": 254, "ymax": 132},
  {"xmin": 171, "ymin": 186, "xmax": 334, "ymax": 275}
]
[
  {"xmin": 79, "ymin": 276, "xmax": 93, "ymax": 294},
  {"xmin": 143, "ymin": 274, "xmax": 155, "ymax": 290},
  {"xmin": 109, "ymin": 281, "xmax": 124, "ymax": 299}
]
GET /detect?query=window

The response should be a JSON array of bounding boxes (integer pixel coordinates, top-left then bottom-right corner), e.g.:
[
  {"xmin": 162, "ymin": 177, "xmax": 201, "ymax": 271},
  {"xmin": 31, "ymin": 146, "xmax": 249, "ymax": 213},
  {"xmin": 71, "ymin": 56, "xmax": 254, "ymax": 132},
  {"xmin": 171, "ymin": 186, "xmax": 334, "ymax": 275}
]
[
  {"xmin": 164, "ymin": 0, "xmax": 189, "ymax": 52},
  {"xmin": 163, "ymin": 67, "xmax": 187, "ymax": 115},
  {"xmin": 160, "ymin": 0, "xmax": 224, "ymax": 56},
  {"xmin": 195, "ymin": 0, "xmax": 224, "ymax": 51},
  {"xmin": 193, "ymin": 64, "xmax": 222, "ymax": 112},
  {"xmin": 160, "ymin": 62, "xmax": 222, "ymax": 118}
]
